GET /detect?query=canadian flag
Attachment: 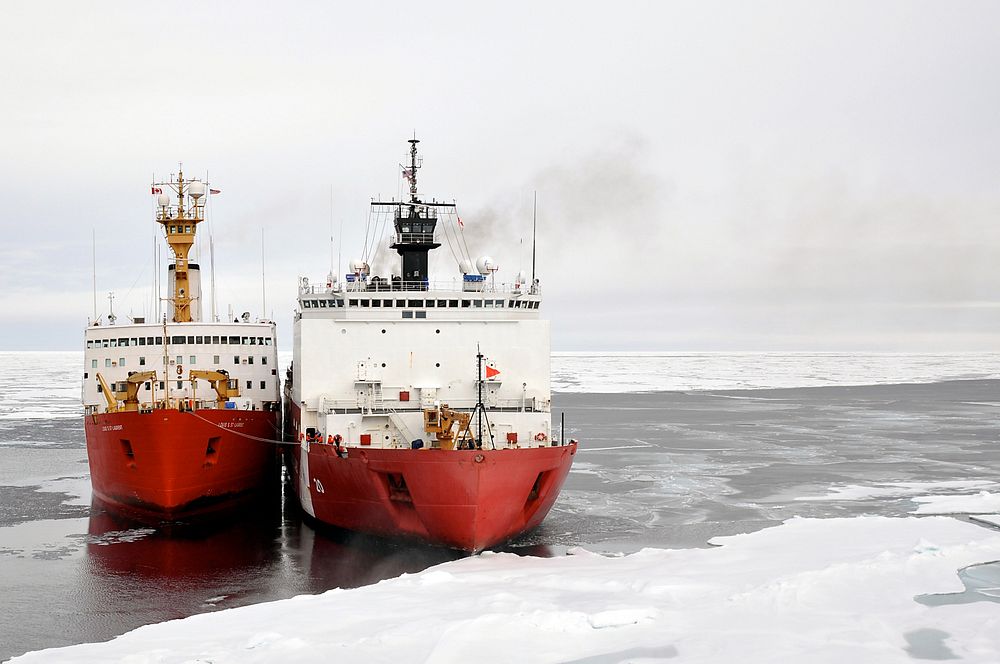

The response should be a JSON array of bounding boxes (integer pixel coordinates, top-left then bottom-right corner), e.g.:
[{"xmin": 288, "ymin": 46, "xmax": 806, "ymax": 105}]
[{"xmin": 151, "ymin": 186, "xmax": 162, "ymax": 195}]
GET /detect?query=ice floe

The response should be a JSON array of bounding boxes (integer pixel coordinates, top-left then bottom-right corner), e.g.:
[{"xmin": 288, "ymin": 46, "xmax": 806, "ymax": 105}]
[
  {"xmin": 13, "ymin": 515, "xmax": 1000, "ymax": 663},
  {"xmin": 912, "ymin": 491, "xmax": 1000, "ymax": 515}
]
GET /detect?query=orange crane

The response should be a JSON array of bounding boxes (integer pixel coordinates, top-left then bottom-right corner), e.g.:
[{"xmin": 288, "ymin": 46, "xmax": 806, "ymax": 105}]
[
  {"xmin": 189, "ymin": 369, "xmax": 240, "ymax": 408},
  {"xmin": 95, "ymin": 371, "xmax": 157, "ymax": 412},
  {"xmin": 423, "ymin": 404, "xmax": 473, "ymax": 450}
]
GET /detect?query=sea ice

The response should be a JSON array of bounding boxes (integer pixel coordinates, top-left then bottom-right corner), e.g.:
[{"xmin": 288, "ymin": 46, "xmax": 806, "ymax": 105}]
[
  {"xmin": 13, "ymin": 515, "xmax": 1000, "ymax": 663},
  {"xmin": 912, "ymin": 491, "xmax": 1000, "ymax": 515}
]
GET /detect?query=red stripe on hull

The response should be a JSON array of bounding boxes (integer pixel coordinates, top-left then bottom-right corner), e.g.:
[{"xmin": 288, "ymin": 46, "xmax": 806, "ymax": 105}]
[
  {"xmin": 85, "ymin": 409, "xmax": 280, "ymax": 521},
  {"xmin": 291, "ymin": 442, "xmax": 577, "ymax": 552}
]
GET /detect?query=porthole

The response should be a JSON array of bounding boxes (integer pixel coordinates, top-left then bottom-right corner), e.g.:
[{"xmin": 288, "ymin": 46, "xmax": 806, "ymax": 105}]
[
  {"xmin": 382, "ymin": 329, "xmax": 386, "ymax": 334},
  {"xmin": 381, "ymin": 363, "xmax": 386, "ymax": 368},
  {"xmin": 341, "ymin": 329, "xmax": 347, "ymax": 334},
  {"xmin": 435, "ymin": 363, "xmax": 440, "ymax": 367},
  {"xmin": 435, "ymin": 329, "xmax": 440, "ymax": 334}
]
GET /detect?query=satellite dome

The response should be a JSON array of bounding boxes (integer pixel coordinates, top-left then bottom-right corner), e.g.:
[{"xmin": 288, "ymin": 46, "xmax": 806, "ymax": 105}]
[
  {"xmin": 188, "ymin": 181, "xmax": 206, "ymax": 199},
  {"xmin": 459, "ymin": 259, "xmax": 473, "ymax": 275},
  {"xmin": 349, "ymin": 259, "xmax": 369, "ymax": 274},
  {"xmin": 156, "ymin": 194, "xmax": 170, "ymax": 207},
  {"xmin": 475, "ymin": 256, "xmax": 494, "ymax": 275}
]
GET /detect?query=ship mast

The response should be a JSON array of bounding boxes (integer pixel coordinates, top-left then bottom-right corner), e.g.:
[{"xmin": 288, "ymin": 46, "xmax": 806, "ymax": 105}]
[
  {"xmin": 375, "ymin": 137, "xmax": 455, "ymax": 287},
  {"xmin": 153, "ymin": 167, "xmax": 207, "ymax": 323}
]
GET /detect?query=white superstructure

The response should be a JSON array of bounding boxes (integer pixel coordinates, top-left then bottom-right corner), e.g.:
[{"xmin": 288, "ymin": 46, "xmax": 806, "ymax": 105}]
[
  {"xmin": 83, "ymin": 321, "xmax": 280, "ymax": 413},
  {"xmin": 290, "ymin": 138, "xmax": 553, "ymax": 451},
  {"xmin": 83, "ymin": 168, "xmax": 279, "ymax": 415}
]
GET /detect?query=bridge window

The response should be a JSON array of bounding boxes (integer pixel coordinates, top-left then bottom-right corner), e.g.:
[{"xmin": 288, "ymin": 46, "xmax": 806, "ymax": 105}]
[
  {"xmin": 187, "ymin": 336, "xmax": 194, "ymax": 344},
  {"xmin": 234, "ymin": 356, "xmax": 240, "ymax": 365},
  {"xmin": 426, "ymin": 300, "xmax": 435, "ymax": 308},
  {"xmin": 408, "ymin": 300, "xmax": 422, "ymax": 307},
  {"xmin": 262, "ymin": 356, "xmax": 267, "ymax": 365},
  {"xmin": 402, "ymin": 311, "xmax": 413, "ymax": 319},
  {"xmin": 139, "ymin": 357, "xmax": 146, "ymax": 366},
  {"xmin": 176, "ymin": 355, "xmax": 182, "ymax": 364},
  {"xmin": 303, "ymin": 300, "xmax": 312, "ymax": 308},
  {"xmin": 395, "ymin": 299, "xmax": 405, "ymax": 307},
  {"xmin": 213, "ymin": 355, "xmax": 220, "ymax": 364},
  {"xmin": 260, "ymin": 381, "xmax": 266, "ymax": 390},
  {"xmin": 415, "ymin": 311, "xmax": 427, "ymax": 319},
  {"xmin": 349, "ymin": 299, "xmax": 358, "ymax": 307},
  {"xmin": 196, "ymin": 336, "xmax": 203, "ymax": 344},
  {"xmin": 189, "ymin": 356, "xmax": 196, "ymax": 364},
  {"xmin": 119, "ymin": 357, "xmax": 125, "ymax": 366}
]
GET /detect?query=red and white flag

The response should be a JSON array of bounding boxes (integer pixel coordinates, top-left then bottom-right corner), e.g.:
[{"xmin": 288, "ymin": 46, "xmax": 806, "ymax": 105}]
[
  {"xmin": 402, "ymin": 168, "xmax": 414, "ymax": 184},
  {"xmin": 151, "ymin": 186, "xmax": 162, "ymax": 195},
  {"xmin": 457, "ymin": 215, "xmax": 464, "ymax": 229},
  {"xmin": 210, "ymin": 188, "xmax": 221, "ymax": 195}
]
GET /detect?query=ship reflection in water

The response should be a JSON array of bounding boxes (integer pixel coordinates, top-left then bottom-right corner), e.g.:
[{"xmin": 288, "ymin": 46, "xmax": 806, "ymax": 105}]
[{"xmin": 81, "ymin": 486, "xmax": 554, "ymax": 643}]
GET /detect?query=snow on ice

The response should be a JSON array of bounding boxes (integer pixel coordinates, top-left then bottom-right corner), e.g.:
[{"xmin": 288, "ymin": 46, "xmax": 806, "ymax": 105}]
[{"xmin": 13, "ymin": 515, "xmax": 1000, "ymax": 663}]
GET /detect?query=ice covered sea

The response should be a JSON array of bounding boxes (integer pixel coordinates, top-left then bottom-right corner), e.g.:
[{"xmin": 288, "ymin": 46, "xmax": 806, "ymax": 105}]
[{"xmin": 5, "ymin": 351, "xmax": 1000, "ymax": 662}]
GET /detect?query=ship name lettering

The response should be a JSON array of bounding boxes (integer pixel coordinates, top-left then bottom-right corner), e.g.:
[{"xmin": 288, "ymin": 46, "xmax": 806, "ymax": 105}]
[{"xmin": 101, "ymin": 424, "xmax": 124, "ymax": 432}]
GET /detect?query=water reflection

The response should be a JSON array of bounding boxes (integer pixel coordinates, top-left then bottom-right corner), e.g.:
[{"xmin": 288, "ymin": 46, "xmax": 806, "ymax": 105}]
[{"xmin": 78, "ymin": 485, "xmax": 554, "ymax": 646}]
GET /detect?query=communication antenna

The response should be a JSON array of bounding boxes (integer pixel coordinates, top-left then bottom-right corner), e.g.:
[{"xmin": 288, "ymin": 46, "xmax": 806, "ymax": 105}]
[
  {"xmin": 260, "ymin": 227, "xmax": 266, "ymax": 319},
  {"xmin": 92, "ymin": 229, "xmax": 97, "ymax": 321},
  {"xmin": 531, "ymin": 190, "xmax": 537, "ymax": 283},
  {"xmin": 207, "ymin": 170, "xmax": 218, "ymax": 322}
]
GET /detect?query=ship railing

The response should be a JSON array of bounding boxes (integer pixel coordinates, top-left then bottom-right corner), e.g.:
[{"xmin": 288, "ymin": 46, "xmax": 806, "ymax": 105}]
[
  {"xmin": 390, "ymin": 232, "xmax": 436, "ymax": 245},
  {"xmin": 300, "ymin": 279, "xmax": 540, "ymax": 296},
  {"xmin": 317, "ymin": 397, "xmax": 544, "ymax": 413}
]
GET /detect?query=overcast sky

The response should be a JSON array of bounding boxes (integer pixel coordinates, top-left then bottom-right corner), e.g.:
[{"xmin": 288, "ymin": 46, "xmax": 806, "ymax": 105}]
[{"xmin": 2, "ymin": 1, "xmax": 999, "ymax": 351}]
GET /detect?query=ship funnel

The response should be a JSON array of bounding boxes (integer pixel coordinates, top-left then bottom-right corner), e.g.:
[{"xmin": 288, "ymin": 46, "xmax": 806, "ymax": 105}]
[{"xmin": 167, "ymin": 263, "xmax": 203, "ymax": 321}]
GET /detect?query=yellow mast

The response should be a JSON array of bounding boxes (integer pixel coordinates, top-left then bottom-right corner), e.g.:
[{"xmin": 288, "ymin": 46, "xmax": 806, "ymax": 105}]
[{"xmin": 154, "ymin": 167, "xmax": 205, "ymax": 323}]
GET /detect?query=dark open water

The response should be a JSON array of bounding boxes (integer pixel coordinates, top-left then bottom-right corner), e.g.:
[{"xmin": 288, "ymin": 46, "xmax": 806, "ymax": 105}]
[{"xmin": 4, "ymin": 381, "xmax": 1000, "ymax": 661}]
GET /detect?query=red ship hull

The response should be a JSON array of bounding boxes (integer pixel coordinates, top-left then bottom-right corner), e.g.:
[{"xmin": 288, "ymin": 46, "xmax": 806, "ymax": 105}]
[
  {"xmin": 85, "ymin": 409, "xmax": 280, "ymax": 521},
  {"xmin": 289, "ymin": 437, "xmax": 577, "ymax": 552}
]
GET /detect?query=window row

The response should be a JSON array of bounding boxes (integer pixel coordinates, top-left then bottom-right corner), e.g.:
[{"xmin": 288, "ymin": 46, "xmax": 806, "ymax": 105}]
[
  {"xmin": 90, "ymin": 355, "xmax": 269, "ymax": 368},
  {"xmin": 96, "ymin": 379, "xmax": 277, "ymax": 391},
  {"xmin": 302, "ymin": 298, "xmax": 540, "ymax": 310},
  {"xmin": 87, "ymin": 335, "xmax": 274, "ymax": 349}
]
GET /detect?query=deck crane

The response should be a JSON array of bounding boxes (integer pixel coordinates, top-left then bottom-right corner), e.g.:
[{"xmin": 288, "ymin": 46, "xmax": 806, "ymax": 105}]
[
  {"xmin": 188, "ymin": 369, "xmax": 240, "ymax": 408},
  {"xmin": 95, "ymin": 371, "xmax": 157, "ymax": 412},
  {"xmin": 423, "ymin": 403, "xmax": 474, "ymax": 450}
]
